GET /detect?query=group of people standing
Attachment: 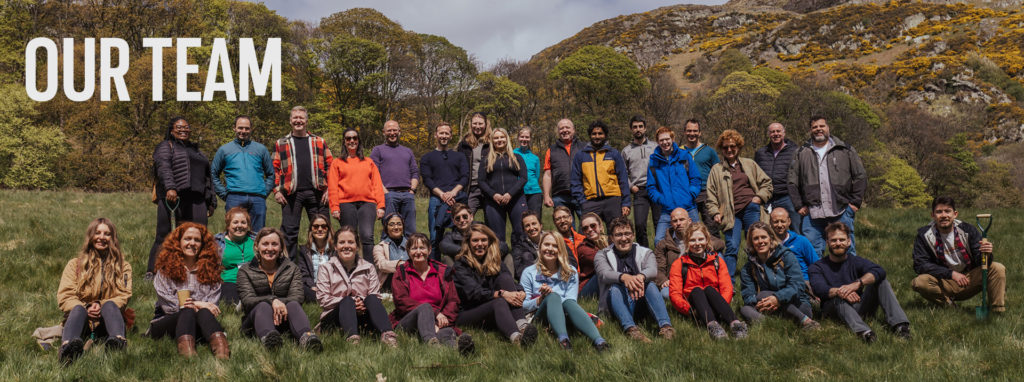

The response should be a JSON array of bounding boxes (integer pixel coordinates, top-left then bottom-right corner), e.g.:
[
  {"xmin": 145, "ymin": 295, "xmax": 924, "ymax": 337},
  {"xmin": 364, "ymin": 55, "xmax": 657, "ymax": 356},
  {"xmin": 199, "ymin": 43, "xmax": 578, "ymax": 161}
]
[{"xmin": 54, "ymin": 108, "xmax": 1008, "ymax": 365}]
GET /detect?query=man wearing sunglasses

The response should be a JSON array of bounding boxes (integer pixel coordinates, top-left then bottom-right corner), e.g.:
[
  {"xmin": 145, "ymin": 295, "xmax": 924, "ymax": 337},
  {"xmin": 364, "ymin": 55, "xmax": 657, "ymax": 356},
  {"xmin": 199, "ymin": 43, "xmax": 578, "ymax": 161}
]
[{"xmin": 420, "ymin": 122, "xmax": 469, "ymax": 259}]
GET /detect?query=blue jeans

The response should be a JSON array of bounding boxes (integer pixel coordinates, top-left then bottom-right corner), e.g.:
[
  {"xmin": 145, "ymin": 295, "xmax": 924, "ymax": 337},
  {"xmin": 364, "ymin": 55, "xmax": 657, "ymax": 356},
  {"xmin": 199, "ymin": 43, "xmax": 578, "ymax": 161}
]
[
  {"xmin": 224, "ymin": 193, "xmax": 268, "ymax": 233},
  {"xmin": 769, "ymin": 195, "xmax": 801, "ymax": 233},
  {"xmin": 654, "ymin": 207, "xmax": 699, "ymax": 244},
  {"xmin": 427, "ymin": 196, "xmax": 446, "ymax": 259},
  {"xmin": 723, "ymin": 202, "xmax": 762, "ymax": 277},
  {"xmin": 385, "ymin": 191, "xmax": 417, "ymax": 236},
  {"xmin": 803, "ymin": 207, "xmax": 856, "ymax": 257},
  {"xmin": 551, "ymin": 194, "xmax": 581, "ymax": 226},
  {"xmin": 579, "ymin": 278, "xmax": 599, "ymax": 299},
  {"xmin": 606, "ymin": 282, "xmax": 672, "ymax": 330}
]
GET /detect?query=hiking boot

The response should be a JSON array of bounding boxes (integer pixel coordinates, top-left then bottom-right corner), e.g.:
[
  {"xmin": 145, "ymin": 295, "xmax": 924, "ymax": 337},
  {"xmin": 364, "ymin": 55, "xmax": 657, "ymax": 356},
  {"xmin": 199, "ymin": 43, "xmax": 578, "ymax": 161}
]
[
  {"xmin": 707, "ymin": 321, "xmax": 727, "ymax": 340},
  {"xmin": 559, "ymin": 338, "xmax": 572, "ymax": 351},
  {"xmin": 658, "ymin": 325, "xmax": 676, "ymax": 340},
  {"xmin": 59, "ymin": 338, "xmax": 84, "ymax": 366},
  {"xmin": 801, "ymin": 319, "xmax": 822, "ymax": 331},
  {"xmin": 730, "ymin": 321, "xmax": 749, "ymax": 339},
  {"xmin": 346, "ymin": 334, "xmax": 361, "ymax": 345},
  {"xmin": 625, "ymin": 326, "xmax": 652, "ymax": 343},
  {"xmin": 104, "ymin": 336, "xmax": 127, "ymax": 351},
  {"xmin": 176, "ymin": 334, "xmax": 196, "ymax": 357},
  {"xmin": 518, "ymin": 324, "xmax": 538, "ymax": 348},
  {"xmin": 260, "ymin": 330, "xmax": 282, "ymax": 350},
  {"xmin": 381, "ymin": 331, "xmax": 398, "ymax": 348},
  {"xmin": 299, "ymin": 331, "xmax": 322, "ymax": 352},
  {"xmin": 893, "ymin": 323, "xmax": 911, "ymax": 340},
  {"xmin": 859, "ymin": 330, "xmax": 877, "ymax": 344},
  {"xmin": 593, "ymin": 341, "xmax": 610, "ymax": 353},
  {"xmin": 209, "ymin": 331, "xmax": 230, "ymax": 360},
  {"xmin": 457, "ymin": 333, "xmax": 475, "ymax": 356}
]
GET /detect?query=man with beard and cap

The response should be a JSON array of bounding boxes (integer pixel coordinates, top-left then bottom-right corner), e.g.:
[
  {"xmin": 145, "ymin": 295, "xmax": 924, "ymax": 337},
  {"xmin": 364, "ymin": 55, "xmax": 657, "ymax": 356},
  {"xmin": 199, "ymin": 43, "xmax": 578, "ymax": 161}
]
[
  {"xmin": 371, "ymin": 120, "xmax": 419, "ymax": 237},
  {"xmin": 419, "ymin": 122, "xmax": 469, "ymax": 259},
  {"xmin": 570, "ymin": 120, "xmax": 631, "ymax": 228},
  {"xmin": 809, "ymin": 222, "xmax": 910, "ymax": 343},
  {"xmin": 621, "ymin": 115, "xmax": 659, "ymax": 247},
  {"xmin": 787, "ymin": 115, "xmax": 866, "ymax": 257},
  {"xmin": 211, "ymin": 115, "xmax": 275, "ymax": 233},
  {"xmin": 910, "ymin": 196, "xmax": 1006, "ymax": 312},
  {"xmin": 543, "ymin": 118, "xmax": 584, "ymax": 224},
  {"xmin": 755, "ymin": 122, "xmax": 801, "ymax": 233},
  {"xmin": 273, "ymin": 106, "xmax": 333, "ymax": 255}
]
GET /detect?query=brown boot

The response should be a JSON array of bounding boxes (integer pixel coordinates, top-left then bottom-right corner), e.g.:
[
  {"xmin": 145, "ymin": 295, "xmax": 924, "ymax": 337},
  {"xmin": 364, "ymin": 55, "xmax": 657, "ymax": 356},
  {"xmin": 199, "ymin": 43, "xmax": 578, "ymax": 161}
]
[
  {"xmin": 209, "ymin": 332, "xmax": 230, "ymax": 360},
  {"xmin": 176, "ymin": 335, "xmax": 196, "ymax": 357}
]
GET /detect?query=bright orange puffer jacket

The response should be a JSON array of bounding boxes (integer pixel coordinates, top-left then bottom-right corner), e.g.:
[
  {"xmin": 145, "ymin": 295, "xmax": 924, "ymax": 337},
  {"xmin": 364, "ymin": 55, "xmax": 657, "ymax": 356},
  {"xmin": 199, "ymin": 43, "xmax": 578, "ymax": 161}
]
[{"xmin": 668, "ymin": 251, "xmax": 733, "ymax": 315}]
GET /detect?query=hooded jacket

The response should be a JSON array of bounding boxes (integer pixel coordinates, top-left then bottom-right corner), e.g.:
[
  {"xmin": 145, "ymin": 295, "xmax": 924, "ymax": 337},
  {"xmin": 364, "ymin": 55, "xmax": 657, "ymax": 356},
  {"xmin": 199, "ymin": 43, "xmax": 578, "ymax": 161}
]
[
  {"xmin": 594, "ymin": 244, "xmax": 657, "ymax": 314},
  {"xmin": 668, "ymin": 250, "xmax": 732, "ymax": 315},
  {"xmin": 739, "ymin": 246, "xmax": 809, "ymax": 307},
  {"xmin": 236, "ymin": 256, "xmax": 305, "ymax": 314},
  {"xmin": 570, "ymin": 143, "xmax": 631, "ymax": 207},
  {"xmin": 912, "ymin": 220, "xmax": 987, "ymax": 279},
  {"xmin": 705, "ymin": 157, "xmax": 773, "ymax": 231},
  {"xmin": 647, "ymin": 143, "xmax": 701, "ymax": 212},
  {"xmin": 315, "ymin": 256, "xmax": 380, "ymax": 320},
  {"xmin": 787, "ymin": 136, "xmax": 866, "ymax": 211}
]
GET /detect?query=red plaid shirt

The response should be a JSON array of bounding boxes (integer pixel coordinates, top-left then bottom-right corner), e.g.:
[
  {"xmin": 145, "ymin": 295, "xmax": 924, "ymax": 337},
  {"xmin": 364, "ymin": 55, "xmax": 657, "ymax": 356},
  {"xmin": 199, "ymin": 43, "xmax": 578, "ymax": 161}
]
[{"xmin": 272, "ymin": 133, "xmax": 333, "ymax": 195}]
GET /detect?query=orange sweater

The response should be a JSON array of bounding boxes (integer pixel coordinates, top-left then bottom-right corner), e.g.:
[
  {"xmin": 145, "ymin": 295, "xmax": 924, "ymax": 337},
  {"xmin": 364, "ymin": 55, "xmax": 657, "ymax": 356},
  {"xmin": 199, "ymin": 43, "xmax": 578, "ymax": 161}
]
[
  {"xmin": 327, "ymin": 156, "xmax": 385, "ymax": 213},
  {"xmin": 668, "ymin": 251, "xmax": 733, "ymax": 314}
]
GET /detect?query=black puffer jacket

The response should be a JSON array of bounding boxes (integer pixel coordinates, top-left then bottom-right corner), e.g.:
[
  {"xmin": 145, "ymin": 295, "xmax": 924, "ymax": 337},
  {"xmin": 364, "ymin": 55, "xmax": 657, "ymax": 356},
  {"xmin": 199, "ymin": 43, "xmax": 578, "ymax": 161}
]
[
  {"xmin": 293, "ymin": 244, "xmax": 335, "ymax": 292},
  {"xmin": 154, "ymin": 138, "xmax": 216, "ymax": 207},
  {"xmin": 754, "ymin": 138, "xmax": 799, "ymax": 200},
  {"xmin": 452, "ymin": 257, "xmax": 521, "ymax": 309},
  {"xmin": 236, "ymin": 257, "xmax": 305, "ymax": 314}
]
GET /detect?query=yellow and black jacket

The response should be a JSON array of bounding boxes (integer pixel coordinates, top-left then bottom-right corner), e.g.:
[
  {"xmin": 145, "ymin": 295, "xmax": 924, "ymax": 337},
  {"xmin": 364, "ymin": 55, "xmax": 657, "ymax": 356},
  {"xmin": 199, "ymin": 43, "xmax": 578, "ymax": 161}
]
[{"xmin": 570, "ymin": 143, "xmax": 631, "ymax": 207}]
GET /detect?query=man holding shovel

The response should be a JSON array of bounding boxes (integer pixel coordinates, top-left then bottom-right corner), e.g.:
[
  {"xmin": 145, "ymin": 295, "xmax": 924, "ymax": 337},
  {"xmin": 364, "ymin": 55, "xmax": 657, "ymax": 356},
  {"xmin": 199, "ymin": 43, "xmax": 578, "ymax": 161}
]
[{"xmin": 911, "ymin": 196, "xmax": 1006, "ymax": 313}]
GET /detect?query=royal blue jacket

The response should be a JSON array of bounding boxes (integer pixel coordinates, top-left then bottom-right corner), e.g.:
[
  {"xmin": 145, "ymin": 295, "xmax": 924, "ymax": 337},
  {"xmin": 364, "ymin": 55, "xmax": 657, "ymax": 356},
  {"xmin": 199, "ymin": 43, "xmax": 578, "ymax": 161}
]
[
  {"xmin": 211, "ymin": 138, "xmax": 274, "ymax": 198},
  {"xmin": 647, "ymin": 143, "xmax": 701, "ymax": 212},
  {"xmin": 782, "ymin": 230, "xmax": 819, "ymax": 280}
]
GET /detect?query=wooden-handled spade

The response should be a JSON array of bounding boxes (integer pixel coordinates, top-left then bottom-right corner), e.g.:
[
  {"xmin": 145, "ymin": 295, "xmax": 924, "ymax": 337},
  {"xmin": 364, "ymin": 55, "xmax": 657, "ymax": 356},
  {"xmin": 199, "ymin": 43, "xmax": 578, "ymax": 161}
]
[{"xmin": 976, "ymin": 213, "xmax": 992, "ymax": 320}]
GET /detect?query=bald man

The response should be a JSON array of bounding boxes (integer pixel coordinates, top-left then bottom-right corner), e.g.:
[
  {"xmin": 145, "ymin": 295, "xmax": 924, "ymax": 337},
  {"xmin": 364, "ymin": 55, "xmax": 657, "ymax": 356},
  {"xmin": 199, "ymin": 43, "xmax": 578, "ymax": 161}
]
[
  {"xmin": 653, "ymin": 208, "xmax": 725, "ymax": 299},
  {"xmin": 770, "ymin": 208, "xmax": 820, "ymax": 301},
  {"xmin": 755, "ymin": 122, "xmax": 801, "ymax": 232},
  {"xmin": 371, "ymin": 120, "xmax": 419, "ymax": 235}
]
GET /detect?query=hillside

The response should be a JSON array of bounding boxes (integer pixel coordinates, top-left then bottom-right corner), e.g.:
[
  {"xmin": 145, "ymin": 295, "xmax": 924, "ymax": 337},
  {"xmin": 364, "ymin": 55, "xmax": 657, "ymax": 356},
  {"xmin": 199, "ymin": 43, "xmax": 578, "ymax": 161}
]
[{"xmin": 530, "ymin": 0, "xmax": 1024, "ymax": 142}]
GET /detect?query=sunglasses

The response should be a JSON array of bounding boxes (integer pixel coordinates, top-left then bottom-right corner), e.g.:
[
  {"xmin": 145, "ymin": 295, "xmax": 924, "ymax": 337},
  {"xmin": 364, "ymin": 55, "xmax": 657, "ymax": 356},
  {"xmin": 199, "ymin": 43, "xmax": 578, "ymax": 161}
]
[
  {"xmin": 344, "ymin": 136, "xmax": 359, "ymax": 141},
  {"xmin": 454, "ymin": 214, "xmax": 471, "ymax": 221},
  {"xmin": 312, "ymin": 224, "xmax": 329, "ymax": 230}
]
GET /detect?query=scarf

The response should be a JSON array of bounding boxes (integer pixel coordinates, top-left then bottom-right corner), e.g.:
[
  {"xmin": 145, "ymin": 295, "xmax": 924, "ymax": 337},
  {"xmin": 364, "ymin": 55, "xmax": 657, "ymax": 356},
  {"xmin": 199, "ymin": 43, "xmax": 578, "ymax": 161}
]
[{"xmin": 930, "ymin": 223, "xmax": 971, "ymax": 268}]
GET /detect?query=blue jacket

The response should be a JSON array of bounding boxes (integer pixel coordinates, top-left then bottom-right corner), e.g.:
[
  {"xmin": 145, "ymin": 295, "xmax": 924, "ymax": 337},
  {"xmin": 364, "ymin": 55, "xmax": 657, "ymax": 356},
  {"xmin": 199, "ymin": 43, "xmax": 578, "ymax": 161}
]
[
  {"xmin": 570, "ymin": 143, "xmax": 631, "ymax": 207},
  {"xmin": 211, "ymin": 138, "xmax": 274, "ymax": 198},
  {"xmin": 684, "ymin": 143, "xmax": 719, "ymax": 193},
  {"xmin": 647, "ymin": 143, "xmax": 701, "ymax": 212},
  {"xmin": 514, "ymin": 147, "xmax": 542, "ymax": 195},
  {"xmin": 782, "ymin": 230, "xmax": 819, "ymax": 280},
  {"xmin": 739, "ymin": 246, "xmax": 808, "ymax": 306},
  {"xmin": 519, "ymin": 264, "xmax": 579, "ymax": 312}
]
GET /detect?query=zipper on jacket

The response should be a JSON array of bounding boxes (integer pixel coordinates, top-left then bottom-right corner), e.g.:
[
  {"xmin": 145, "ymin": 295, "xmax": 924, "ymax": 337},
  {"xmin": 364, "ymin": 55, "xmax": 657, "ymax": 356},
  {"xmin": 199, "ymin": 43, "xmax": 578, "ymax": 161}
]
[{"xmin": 591, "ymin": 150, "xmax": 603, "ymax": 197}]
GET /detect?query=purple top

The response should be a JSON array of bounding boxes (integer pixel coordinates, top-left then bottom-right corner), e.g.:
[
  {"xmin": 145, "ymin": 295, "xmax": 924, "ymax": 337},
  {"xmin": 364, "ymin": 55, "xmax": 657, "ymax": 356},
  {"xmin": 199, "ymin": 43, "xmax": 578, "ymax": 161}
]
[
  {"xmin": 370, "ymin": 143, "xmax": 419, "ymax": 189},
  {"xmin": 152, "ymin": 269, "xmax": 222, "ymax": 319}
]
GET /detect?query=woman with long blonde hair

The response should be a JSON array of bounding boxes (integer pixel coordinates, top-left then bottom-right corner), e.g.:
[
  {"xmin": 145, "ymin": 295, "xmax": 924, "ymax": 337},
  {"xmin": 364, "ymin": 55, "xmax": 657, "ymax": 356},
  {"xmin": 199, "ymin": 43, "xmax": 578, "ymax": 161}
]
[
  {"xmin": 457, "ymin": 111, "xmax": 492, "ymax": 214},
  {"xmin": 520, "ymin": 231, "xmax": 608, "ymax": 351},
  {"xmin": 478, "ymin": 127, "xmax": 528, "ymax": 248},
  {"xmin": 452, "ymin": 224, "xmax": 538, "ymax": 346},
  {"xmin": 57, "ymin": 218, "xmax": 133, "ymax": 365}
]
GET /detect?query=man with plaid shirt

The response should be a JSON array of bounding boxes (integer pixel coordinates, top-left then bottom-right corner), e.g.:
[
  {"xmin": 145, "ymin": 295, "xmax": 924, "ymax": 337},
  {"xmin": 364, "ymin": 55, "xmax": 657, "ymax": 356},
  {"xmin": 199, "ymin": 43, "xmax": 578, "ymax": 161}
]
[{"xmin": 273, "ymin": 106, "xmax": 333, "ymax": 255}]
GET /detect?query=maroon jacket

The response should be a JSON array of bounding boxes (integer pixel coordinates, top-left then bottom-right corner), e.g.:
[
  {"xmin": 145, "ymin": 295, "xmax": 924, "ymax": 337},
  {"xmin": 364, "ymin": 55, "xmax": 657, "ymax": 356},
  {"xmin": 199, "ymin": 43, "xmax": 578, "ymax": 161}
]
[{"xmin": 389, "ymin": 260, "xmax": 461, "ymax": 328}]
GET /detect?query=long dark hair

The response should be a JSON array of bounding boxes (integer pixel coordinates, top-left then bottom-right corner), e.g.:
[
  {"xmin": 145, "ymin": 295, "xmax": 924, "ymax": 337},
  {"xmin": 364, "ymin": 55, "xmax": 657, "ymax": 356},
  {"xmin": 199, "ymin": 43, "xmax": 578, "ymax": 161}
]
[
  {"xmin": 164, "ymin": 116, "xmax": 187, "ymax": 141},
  {"xmin": 338, "ymin": 128, "xmax": 364, "ymax": 162}
]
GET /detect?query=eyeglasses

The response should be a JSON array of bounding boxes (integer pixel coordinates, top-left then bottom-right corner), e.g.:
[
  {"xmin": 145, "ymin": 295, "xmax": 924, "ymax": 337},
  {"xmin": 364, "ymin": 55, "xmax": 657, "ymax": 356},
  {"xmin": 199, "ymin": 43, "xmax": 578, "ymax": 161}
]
[
  {"xmin": 387, "ymin": 222, "xmax": 403, "ymax": 227},
  {"xmin": 612, "ymin": 231, "xmax": 633, "ymax": 238},
  {"xmin": 344, "ymin": 136, "xmax": 359, "ymax": 141}
]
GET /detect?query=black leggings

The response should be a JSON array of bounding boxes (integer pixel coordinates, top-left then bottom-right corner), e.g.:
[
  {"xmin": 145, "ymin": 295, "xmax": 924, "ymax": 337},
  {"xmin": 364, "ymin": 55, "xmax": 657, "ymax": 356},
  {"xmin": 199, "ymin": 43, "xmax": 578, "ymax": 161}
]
[
  {"xmin": 63, "ymin": 301, "xmax": 125, "ymax": 342},
  {"xmin": 321, "ymin": 295, "xmax": 392, "ymax": 337},
  {"xmin": 148, "ymin": 191, "xmax": 209, "ymax": 273},
  {"xmin": 339, "ymin": 201, "xmax": 378, "ymax": 262},
  {"xmin": 455, "ymin": 298, "xmax": 525, "ymax": 339},
  {"xmin": 219, "ymin": 283, "xmax": 239, "ymax": 305},
  {"xmin": 149, "ymin": 308, "xmax": 224, "ymax": 342},
  {"xmin": 688, "ymin": 287, "xmax": 737, "ymax": 326},
  {"xmin": 482, "ymin": 197, "xmax": 526, "ymax": 248},
  {"xmin": 242, "ymin": 300, "xmax": 312, "ymax": 339}
]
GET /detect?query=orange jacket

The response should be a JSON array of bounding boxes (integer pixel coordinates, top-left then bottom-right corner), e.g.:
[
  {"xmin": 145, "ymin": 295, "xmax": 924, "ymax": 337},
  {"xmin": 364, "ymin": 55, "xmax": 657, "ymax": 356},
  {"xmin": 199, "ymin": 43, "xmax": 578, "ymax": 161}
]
[
  {"xmin": 327, "ymin": 156, "xmax": 385, "ymax": 213},
  {"xmin": 668, "ymin": 251, "xmax": 732, "ymax": 314}
]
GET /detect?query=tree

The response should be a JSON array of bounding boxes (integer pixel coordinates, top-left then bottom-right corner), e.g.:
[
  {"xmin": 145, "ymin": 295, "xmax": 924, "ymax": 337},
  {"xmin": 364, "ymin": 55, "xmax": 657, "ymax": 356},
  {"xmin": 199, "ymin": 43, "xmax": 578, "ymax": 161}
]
[
  {"xmin": 472, "ymin": 72, "xmax": 528, "ymax": 129},
  {"xmin": 0, "ymin": 85, "xmax": 66, "ymax": 189},
  {"xmin": 548, "ymin": 45, "xmax": 647, "ymax": 126}
]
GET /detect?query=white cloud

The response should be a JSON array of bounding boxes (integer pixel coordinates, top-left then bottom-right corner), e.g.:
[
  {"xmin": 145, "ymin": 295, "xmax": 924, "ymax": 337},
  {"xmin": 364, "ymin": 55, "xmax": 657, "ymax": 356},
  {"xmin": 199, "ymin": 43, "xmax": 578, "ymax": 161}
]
[{"xmin": 249, "ymin": 0, "xmax": 726, "ymax": 67}]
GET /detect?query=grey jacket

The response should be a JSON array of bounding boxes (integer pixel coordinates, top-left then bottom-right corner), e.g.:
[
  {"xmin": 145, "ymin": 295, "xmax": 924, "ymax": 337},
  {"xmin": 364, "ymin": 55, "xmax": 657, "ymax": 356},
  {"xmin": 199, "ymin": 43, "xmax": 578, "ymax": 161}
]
[
  {"xmin": 594, "ymin": 244, "xmax": 657, "ymax": 314},
  {"xmin": 237, "ymin": 257, "xmax": 305, "ymax": 315},
  {"xmin": 786, "ymin": 136, "xmax": 866, "ymax": 212},
  {"xmin": 621, "ymin": 139, "xmax": 657, "ymax": 188}
]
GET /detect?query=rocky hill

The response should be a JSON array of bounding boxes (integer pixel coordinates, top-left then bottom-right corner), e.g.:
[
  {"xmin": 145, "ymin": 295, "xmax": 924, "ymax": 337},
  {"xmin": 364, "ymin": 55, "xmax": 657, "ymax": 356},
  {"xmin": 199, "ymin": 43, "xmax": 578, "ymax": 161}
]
[{"xmin": 530, "ymin": 0, "xmax": 1024, "ymax": 141}]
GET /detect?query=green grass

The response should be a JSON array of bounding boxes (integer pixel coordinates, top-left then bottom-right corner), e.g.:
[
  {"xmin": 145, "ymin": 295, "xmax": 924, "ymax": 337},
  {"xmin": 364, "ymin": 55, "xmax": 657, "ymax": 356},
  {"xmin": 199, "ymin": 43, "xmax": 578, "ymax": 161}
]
[{"xmin": 1, "ymin": 190, "xmax": 1021, "ymax": 380}]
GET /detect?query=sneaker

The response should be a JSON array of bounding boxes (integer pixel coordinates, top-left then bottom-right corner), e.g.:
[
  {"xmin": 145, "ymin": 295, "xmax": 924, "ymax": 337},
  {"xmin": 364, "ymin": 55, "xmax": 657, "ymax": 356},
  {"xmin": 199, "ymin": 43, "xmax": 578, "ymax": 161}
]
[
  {"xmin": 801, "ymin": 319, "xmax": 822, "ymax": 331},
  {"xmin": 346, "ymin": 334, "xmax": 361, "ymax": 345},
  {"xmin": 456, "ymin": 333, "xmax": 475, "ymax": 356},
  {"xmin": 299, "ymin": 332, "xmax": 322, "ymax": 352},
  {"xmin": 381, "ymin": 331, "xmax": 398, "ymax": 348},
  {"xmin": 859, "ymin": 330, "xmax": 877, "ymax": 344},
  {"xmin": 559, "ymin": 338, "xmax": 572, "ymax": 351},
  {"xmin": 587, "ymin": 312, "xmax": 604, "ymax": 329},
  {"xmin": 104, "ymin": 336, "xmax": 127, "ymax": 351},
  {"xmin": 730, "ymin": 321, "xmax": 749, "ymax": 339},
  {"xmin": 893, "ymin": 323, "xmax": 911, "ymax": 340},
  {"xmin": 658, "ymin": 325, "xmax": 676, "ymax": 340},
  {"xmin": 59, "ymin": 338, "xmax": 84, "ymax": 366},
  {"xmin": 624, "ymin": 326, "xmax": 652, "ymax": 343},
  {"xmin": 707, "ymin": 321, "xmax": 727, "ymax": 340},
  {"xmin": 518, "ymin": 324, "xmax": 538, "ymax": 348},
  {"xmin": 593, "ymin": 341, "xmax": 610, "ymax": 353},
  {"xmin": 260, "ymin": 330, "xmax": 282, "ymax": 349}
]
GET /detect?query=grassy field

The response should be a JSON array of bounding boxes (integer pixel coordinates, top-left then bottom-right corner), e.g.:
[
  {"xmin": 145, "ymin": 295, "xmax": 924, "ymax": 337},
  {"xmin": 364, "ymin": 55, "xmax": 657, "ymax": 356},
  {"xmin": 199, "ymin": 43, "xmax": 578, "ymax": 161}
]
[{"xmin": 0, "ymin": 190, "xmax": 1021, "ymax": 381}]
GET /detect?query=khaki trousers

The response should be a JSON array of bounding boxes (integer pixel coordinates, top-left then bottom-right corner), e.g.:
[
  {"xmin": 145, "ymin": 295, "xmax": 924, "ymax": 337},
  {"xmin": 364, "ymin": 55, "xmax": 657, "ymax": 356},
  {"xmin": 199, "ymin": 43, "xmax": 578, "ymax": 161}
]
[{"xmin": 911, "ymin": 262, "xmax": 1006, "ymax": 312}]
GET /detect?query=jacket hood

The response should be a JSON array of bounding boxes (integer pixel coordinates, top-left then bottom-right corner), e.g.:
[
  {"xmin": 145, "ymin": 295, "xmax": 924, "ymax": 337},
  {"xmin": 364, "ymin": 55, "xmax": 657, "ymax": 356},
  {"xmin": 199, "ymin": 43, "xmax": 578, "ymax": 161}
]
[
  {"xmin": 651, "ymin": 143, "xmax": 682, "ymax": 163},
  {"xmin": 582, "ymin": 142, "xmax": 612, "ymax": 153}
]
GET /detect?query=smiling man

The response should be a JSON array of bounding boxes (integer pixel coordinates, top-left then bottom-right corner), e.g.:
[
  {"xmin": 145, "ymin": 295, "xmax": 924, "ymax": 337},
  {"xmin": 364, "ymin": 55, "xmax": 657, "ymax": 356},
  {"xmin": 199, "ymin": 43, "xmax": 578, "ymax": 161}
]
[
  {"xmin": 371, "ymin": 120, "xmax": 419, "ymax": 236},
  {"xmin": 754, "ymin": 122, "xmax": 800, "ymax": 233},
  {"xmin": 910, "ymin": 196, "xmax": 1006, "ymax": 312},
  {"xmin": 272, "ymin": 106, "xmax": 333, "ymax": 256},
  {"xmin": 543, "ymin": 118, "xmax": 584, "ymax": 223},
  {"xmin": 570, "ymin": 120, "xmax": 632, "ymax": 228},
  {"xmin": 211, "ymin": 115, "xmax": 275, "ymax": 232},
  {"xmin": 419, "ymin": 122, "xmax": 468, "ymax": 259}
]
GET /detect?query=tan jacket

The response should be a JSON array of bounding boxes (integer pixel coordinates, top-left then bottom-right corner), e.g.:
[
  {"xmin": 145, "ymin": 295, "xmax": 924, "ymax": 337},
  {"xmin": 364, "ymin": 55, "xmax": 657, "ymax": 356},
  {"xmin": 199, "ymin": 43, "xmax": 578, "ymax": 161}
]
[
  {"xmin": 315, "ymin": 256, "xmax": 380, "ymax": 320},
  {"xmin": 372, "ymin": 239, "xmax": 405, "ymax": 277},
  {"xmin": 57, "ymin": 257, "xmax": 133, "ymax": 313},
  {"xmin": 706, "ymin": 157, "xmax": 773, "ymax": 231}
]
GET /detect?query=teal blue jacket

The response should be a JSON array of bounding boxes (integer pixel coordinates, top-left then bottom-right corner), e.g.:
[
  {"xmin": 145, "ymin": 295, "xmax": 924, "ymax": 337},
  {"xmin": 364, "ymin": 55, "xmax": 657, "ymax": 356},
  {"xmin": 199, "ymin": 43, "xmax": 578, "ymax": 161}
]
[
  {"xmin": 514, "ymin": 147, "xmax": 542, "ymax": 195},
  {"xmin": 211, "ymin": 138, "xmax": 274, "ymax": 198}
]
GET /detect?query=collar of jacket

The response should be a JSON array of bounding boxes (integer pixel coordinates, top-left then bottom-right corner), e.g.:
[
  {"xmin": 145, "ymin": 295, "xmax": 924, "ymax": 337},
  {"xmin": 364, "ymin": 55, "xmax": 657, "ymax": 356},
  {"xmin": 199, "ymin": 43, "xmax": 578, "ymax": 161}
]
[
  {"xmin": 762, "ymin": 138, "xmax": 796, "ymax": 152},
  {"xmin": 234, "ymin": 137, "xmax": 251, "ymax": 147},
  {"xmin": 682, "ymin": 250, "xmax": 717, "ymax": 267},
  {"xmin": 652, "ymin": 143, "xmax": 682, "ymax": 162},
  {"xmin": 582, "ymin": 143, "xmax": 611, "ymax": 153},
  {"xmin": 246, "ymin": 255, "xmax": 291, "ymax": 271},
  {"xmin": 802, "ymin": 136, "xmax": 848, "ymax": 151},
  {"xmin": 399, "ymin": 260, "xmax": 447, "ymax": 280}
]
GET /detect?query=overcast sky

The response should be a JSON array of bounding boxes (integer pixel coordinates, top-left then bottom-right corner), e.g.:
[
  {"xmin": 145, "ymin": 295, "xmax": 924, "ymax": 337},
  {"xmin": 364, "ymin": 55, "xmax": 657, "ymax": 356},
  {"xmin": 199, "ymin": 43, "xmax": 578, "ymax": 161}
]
[{"xmin": 251, "ymin": 0, "xmax": 727, "ymax": 68}]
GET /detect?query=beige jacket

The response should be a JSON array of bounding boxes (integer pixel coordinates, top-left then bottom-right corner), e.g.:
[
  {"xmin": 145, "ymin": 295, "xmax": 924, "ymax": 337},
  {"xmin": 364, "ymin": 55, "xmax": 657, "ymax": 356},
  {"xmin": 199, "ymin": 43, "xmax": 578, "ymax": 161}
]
[
  {"xmin": 315, "ymin": 256, "xmax": 380, "ymax": 320},
  {"xmin": 706, "ymin": 157, "xmax": 773, "ymax": 231},
  {"xmin": 57, "ymin": 257, "xmax": 133, "ymax": 312}
]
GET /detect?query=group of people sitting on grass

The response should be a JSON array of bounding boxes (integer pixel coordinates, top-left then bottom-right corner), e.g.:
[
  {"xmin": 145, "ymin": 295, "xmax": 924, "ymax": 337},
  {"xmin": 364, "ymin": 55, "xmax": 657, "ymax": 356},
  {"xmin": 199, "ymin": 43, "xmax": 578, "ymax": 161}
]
[{"xmin": 55, "ymin": 194, "xmax": 1006, "ymax": 365}]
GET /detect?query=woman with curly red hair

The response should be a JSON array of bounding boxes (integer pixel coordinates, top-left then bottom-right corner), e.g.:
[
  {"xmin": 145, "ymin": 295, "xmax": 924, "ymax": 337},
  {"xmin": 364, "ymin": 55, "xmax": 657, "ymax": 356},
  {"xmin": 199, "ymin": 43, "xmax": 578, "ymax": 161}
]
[
  {"xmin": 56, "ymin": 218, "xmax": 133, "ymax": 366},
  {"xmin": 147, "ymin": 222, "xmax": 230, "ymax": 359}
]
